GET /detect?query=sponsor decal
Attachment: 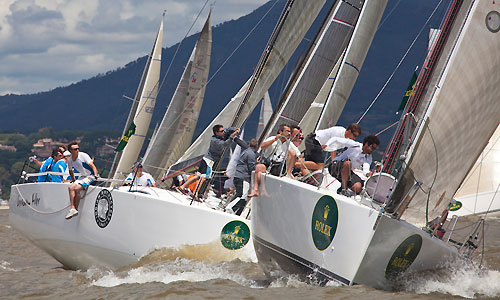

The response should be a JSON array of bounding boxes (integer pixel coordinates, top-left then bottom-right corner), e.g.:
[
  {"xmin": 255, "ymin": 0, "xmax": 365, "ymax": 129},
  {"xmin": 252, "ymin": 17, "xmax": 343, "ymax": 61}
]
[
  {"xmin": 311, "ymin": 195, "xmax": 339, "ymax": 251},
  {"xmin": 385, "ymin": 234, "xmax": 422, "ymax": 280},
  {"xmin": 94, "ymin": 189, "xmax": 113, "ymax": 228},
  {"xmin": 449, "ymin": 201, "xmax": 462, "ymax": 211},
  {"xmin": 220, "ymin": 220, "xmax": 250, "ymax": 250},
  {"xmin": 16, "ymin": 193, "xmax": 40, "ymax": 207}
]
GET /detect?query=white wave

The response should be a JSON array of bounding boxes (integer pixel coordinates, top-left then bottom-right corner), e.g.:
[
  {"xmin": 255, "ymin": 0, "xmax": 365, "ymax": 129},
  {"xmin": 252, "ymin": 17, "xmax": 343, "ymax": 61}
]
[
  {"xmin": 0, "ymin": 261, "xmax": 18, "ymax": 272},
  {"xmin": 404, "ymin": 263, "xmax": 500, "ymax": 298},
  {"xmin": 89, "ymin": 258, "xmax": 256, "ymax": 288}
]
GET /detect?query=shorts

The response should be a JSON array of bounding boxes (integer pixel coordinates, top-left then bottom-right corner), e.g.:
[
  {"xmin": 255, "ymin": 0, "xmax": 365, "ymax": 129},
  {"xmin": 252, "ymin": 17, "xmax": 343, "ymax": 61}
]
[
  {"xmin": 198, "ymin": 157, "xmax": 214, "ymax": 178},
  {"xmin": 75, "ymin": 175, "xmax": 96, "ymax": 188},
  {"xmin": 263, "ymin": 159, "xmax": 285, "ymax": 176},
  {"xmin": 328, "ymin": 160, "xmax": 364, "ymax": 189},
  {"xmin": 304, "ymin": 133, "xmax": 324, "ymax": 163}
]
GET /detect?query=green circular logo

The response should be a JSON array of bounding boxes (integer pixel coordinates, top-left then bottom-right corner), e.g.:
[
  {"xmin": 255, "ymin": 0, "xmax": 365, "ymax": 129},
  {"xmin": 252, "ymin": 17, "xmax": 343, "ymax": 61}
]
[
  {"xmin": 220, "ymin": 220, "xmax": 250, "ymax": 250},
  {"xmin": 311, "ymin": 195, "xmax": 339, "ymax": 251},
  {"xmin": 385, "ymin": 234, "xmax": 423, "ymax": 280}
]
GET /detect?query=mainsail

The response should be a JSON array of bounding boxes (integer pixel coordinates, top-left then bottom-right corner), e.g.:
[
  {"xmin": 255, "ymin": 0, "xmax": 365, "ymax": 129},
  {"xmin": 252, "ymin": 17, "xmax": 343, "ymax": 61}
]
[
  {"xmin": 261, "ymin": 0, "xmax": 363, "ymax": 141},
  {"xmin": 177, "ymin": 0, "xmax": 326, "ymax": 165},
  {"xmin": 316, "ymin": 0, "xmax": 387, "ymax": 130},
  {"xmin": 143, "ymin": 13, "xmax": 212, "ymax": 179},
  {"xmin": 388, "ymin": 0, "xmax": 500, "ymax": 225},
  {"xmin": 110, "ymin": 19, "xmax": 163, "ymax": 180}
]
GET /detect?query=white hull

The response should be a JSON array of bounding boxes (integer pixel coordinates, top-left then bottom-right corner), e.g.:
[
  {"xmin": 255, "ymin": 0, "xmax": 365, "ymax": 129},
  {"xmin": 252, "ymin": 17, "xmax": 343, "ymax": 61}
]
[
  {"xmin": 252, "ymin": 175, "xmax": 460, "ymax": 289},
  {"xmin": 9, "ymin": 183, "xmax": 255, "ymax": 270}
]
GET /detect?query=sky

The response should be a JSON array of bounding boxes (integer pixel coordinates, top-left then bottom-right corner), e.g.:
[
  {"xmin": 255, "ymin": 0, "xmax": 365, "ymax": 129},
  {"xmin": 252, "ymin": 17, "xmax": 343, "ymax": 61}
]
[{"xmin": 0, "ymin": 0, "xmax": 269, "ymax": 95}]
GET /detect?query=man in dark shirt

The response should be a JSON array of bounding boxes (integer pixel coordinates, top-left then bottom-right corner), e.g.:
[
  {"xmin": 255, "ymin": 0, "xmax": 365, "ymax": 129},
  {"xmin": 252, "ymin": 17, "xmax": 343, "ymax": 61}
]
[
  {"xmin": 179, "ymin": 124, "xmax": 239, "ymax": 199},
  {"xmin": 229, "ymin": 138, "xmax": 259, "ymax": 215}
]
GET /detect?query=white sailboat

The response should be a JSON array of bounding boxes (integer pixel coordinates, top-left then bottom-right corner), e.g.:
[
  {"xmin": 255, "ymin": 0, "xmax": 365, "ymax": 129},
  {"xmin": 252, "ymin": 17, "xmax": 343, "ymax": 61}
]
[
  {"xmin": 252, "ymin": 0, "xmax": 500, "ymax": 289},
  {"xmin": 9, "ymin": 1, "xmax": 328, "ymax": 271}
]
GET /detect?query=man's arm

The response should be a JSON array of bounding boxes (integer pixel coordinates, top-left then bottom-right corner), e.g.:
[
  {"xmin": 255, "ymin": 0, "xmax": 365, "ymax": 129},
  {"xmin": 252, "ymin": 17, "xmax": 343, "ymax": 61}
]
[{"xmin": 261, "ymin": 134, "xmax": 280, "ymax": 150}]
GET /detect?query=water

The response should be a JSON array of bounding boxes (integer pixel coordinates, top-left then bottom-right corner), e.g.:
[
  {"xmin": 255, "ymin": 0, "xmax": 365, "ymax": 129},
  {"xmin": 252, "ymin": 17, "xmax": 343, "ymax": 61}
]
[{"xmin": 1, "ymin": 209, "xmax": 500, "ymax": 299}]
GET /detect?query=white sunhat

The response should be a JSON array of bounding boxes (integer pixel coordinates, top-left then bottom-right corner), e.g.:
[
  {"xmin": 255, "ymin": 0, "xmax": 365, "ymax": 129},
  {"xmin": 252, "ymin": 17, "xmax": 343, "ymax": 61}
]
[{"xmin": 63, "ymin": 150, "xmax": 71, "ymax": 157}]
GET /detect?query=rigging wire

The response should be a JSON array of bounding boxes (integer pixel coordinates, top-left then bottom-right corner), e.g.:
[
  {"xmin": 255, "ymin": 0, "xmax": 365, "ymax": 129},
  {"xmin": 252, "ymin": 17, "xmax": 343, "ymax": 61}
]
[{"xmin": 357, "ymin": 0, "xmax": 446, "ymax": 124}]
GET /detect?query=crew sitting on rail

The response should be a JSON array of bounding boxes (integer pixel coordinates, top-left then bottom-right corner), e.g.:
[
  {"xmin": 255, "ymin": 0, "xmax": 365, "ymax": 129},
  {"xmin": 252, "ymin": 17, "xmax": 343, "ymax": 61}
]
[{"xmin": 328, "ymin": 135, "xmax": 380, "ymax": 198}]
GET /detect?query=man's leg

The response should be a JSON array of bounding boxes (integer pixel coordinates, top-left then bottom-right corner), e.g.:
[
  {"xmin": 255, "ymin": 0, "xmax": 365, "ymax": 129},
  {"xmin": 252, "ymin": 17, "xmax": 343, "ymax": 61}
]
[
  {"xmin": 73, "ymin": 184, "xmax": 83, "ymax": 209},
  {"xmin": 340, "ymin": 160, "xmax": 352, "ymax": 190},
  {"xmin": 286, "ymin": 150, "xmax": 297, "ymax": 178},
  {"xmin": 248, "ymin": 164, "xmax": 266, "ymax": 197}
]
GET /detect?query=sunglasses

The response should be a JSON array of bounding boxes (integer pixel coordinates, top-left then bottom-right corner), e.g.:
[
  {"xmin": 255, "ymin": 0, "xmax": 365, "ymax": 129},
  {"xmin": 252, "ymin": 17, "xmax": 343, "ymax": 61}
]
[
  {"xmin": 71, "ymin": 148, "xmax": 80, "ymax": 151},
  {"xmin": 218, "ymin": 130, "xmax": 224, "ymax": 133}
]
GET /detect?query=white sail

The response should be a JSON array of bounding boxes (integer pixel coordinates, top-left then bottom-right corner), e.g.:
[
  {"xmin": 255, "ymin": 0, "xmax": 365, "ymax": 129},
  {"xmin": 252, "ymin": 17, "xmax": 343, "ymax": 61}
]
[
  {"xmin": 298, "ymin": 54, "xmax": 343, "ymax": 151},
  {"xmin": 113, "ymin": 20, "xmax": 163, "ymax": 180},
  {"xmin": 178, "ymin": 0, "xmax": 326, "ymax": 164},
  {"xmin": 143, "ymin": 13, "xmax": 212, "ymax": 179},
  {"xmin": 316, "ymin": 0, "xmax": 387, "ymax": 130},
  {"xmin": 177, "ymin": 79, "xmax": 251, "ymax": 163},
  {"xmin": 452, "ymin": 125, "xmax": 500, "ymax": 216},
  {"xmin": 256, "ymin": 92, "xmax": 273, "ymax": 139},
  {"xmin": 263, "ymin": 0, "xmax": 363, "ymax": 139},
  {"xmin": 391, "ymin": 0, "xmax": 500, "ymax": 225}
]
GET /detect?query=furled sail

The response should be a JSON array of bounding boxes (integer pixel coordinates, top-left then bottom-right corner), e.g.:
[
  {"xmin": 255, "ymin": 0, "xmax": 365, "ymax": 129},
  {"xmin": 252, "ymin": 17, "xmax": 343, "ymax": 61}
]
[
  {"xmin": 143, "ymin": 13, "xmax": 212, "ymax": 179},
  {"xmin": 452, "ymin": 125, "xmax": 500, "ymax": 216},
  {"xmin": 389, "ymin": 0, "xmax": 500, "ymax": 225},
  {"xmin": 261, "ymin": 0, "xmax": 363, "ymax": 141},
  {"xmin": 177, "ymin": 0, "xmax": 326, "ymax": 165},
  {"xmin": 111, "ymin": 19, "xmax": 163, "ymax": 180},
  {"xmin": 316, "ymin": 0, "xmax": 387, "ymax": 130}
]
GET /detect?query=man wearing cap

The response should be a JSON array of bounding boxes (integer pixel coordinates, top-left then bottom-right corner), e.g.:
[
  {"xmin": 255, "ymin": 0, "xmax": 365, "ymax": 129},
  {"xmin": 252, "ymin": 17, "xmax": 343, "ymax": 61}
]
[{"xmin": 124, "ymin": 164, "xmax": 156, "ymax": 188}]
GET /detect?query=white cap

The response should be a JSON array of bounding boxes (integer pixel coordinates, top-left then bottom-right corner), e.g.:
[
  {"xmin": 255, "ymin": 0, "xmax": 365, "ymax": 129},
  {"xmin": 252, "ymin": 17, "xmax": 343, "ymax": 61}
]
[{"xmin": 63, "ymin": 150, "xmax": 71, "ymax": 157}]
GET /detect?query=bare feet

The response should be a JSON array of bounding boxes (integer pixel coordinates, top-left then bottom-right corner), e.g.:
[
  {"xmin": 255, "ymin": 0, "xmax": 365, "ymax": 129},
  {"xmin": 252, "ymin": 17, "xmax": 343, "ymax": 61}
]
[{"xmin": 247, "ymin": 190, "xmax": 259, "ymax": 198}]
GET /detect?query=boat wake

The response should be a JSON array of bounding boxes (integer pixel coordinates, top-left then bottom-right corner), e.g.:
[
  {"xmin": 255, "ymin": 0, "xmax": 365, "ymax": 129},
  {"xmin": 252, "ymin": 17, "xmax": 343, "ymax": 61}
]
[{"xmin": 399, "ymin": 260, "xmax": 500, "ymax": 298}]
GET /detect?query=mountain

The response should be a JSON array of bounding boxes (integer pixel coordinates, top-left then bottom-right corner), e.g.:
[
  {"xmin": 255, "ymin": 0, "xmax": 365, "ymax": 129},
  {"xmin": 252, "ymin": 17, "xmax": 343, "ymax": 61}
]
[{"xmin": 0, "ymin": 0, "xmax": 447, "ymax": 148}]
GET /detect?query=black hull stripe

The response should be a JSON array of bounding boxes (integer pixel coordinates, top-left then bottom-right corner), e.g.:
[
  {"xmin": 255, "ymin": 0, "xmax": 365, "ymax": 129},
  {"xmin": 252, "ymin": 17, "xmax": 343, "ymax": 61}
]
[{"xmin": 253, "ymin": 235, "xmax": 351, "ymax": 285}]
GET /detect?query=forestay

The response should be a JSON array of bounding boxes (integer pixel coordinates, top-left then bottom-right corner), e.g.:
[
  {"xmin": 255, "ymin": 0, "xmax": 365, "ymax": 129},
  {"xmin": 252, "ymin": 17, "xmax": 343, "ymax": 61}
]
[
  {"xmin": 390, "ymin": 0, "xmax": 500, "ymax": 225},
  {"xmin": 143, "ymin": 13, "xmax": 212, "ymax": 179}
]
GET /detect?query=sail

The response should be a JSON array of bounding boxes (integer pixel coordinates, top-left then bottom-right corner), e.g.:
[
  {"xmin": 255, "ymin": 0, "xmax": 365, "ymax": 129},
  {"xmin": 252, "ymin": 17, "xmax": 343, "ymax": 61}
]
[
  {"xmin": 389, "ymin": 0, "xmax": 500, "ymax": 225},
  {"xmin": 262, "ymin": 0, "xmax": 363, "ymax": 140},
  {"xmin": 316, "ymin": 0, "xmax": 387, "ymax": 130},
  {"xmin": 452, "ymin": 125, "xmax": 500, "ymax": 216},
  {"xmin": 112, "ymin": 19, "xmax": 163, "ymax": 180},
  {"xmin": 176, "ymin": 79, "xmax": 251, "ymax": 163},
  {"xmin": 143, "ymin": 13, "xmax": 212, "ymax": 179},
  {"xmin": 256, "ymin": 92, "xmax": 273, "ymax": 139},
  {"xmin": 178, "ymin": 0, "xmax": 326, "ymax": 164},
  {"xmin": 298, "ymin": 57, "xmax": 342, "ymax": 150},
  {"xmin": 230, "ymin": 0, "xmax": 327, "ymax": 130}
]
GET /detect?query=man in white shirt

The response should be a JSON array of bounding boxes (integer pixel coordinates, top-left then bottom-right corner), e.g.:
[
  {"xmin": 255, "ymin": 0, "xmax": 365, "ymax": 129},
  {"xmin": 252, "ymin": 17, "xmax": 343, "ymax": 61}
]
[
  {"xmin": 65, "ymin": 142, "xmax": 99, "ymax": 219},
  {"xmin": 248, "ymin": 124, "xmax": 299, "ymax": 197},
  {"xmin": 303, "ymin": 123, "xmax": 361, "ymax": 173},
  {"xmin": 124, "ymin": 164, "xmax": 156, "ymax": 189},
  {"xmin": 329, "ymin": 135, "xmax": 380, "ymax": 197}
]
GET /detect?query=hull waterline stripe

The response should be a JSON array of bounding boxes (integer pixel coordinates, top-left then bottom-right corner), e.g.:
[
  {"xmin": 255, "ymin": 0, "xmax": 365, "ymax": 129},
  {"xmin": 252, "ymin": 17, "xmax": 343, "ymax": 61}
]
[{"xmin": 253, "ymin": 235, "xmax": 351, "ymax": 285}]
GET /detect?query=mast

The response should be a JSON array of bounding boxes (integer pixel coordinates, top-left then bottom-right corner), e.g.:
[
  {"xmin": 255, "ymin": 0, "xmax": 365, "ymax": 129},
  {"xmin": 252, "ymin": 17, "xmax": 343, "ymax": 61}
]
[
  {"xmin": 143, "ymin": 12, "xmax": 212, "ymax": 179},
  {"xmin": 315, "ymin": 0, "xmax": 387, "ymax": 130},
  {"xmin": 259, "ymin": 0, "xmax": 362, "ymax": 143},
  {"xmin": 110, "ymin": 18, "xmax": 163, "ymax": 180}
]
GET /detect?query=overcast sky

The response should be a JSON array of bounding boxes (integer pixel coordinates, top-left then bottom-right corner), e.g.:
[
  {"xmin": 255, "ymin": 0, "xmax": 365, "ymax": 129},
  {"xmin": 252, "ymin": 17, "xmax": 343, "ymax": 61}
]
[{"xmin": 0, "ymin": 0, "xmax": 269, "ymax": 95}]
